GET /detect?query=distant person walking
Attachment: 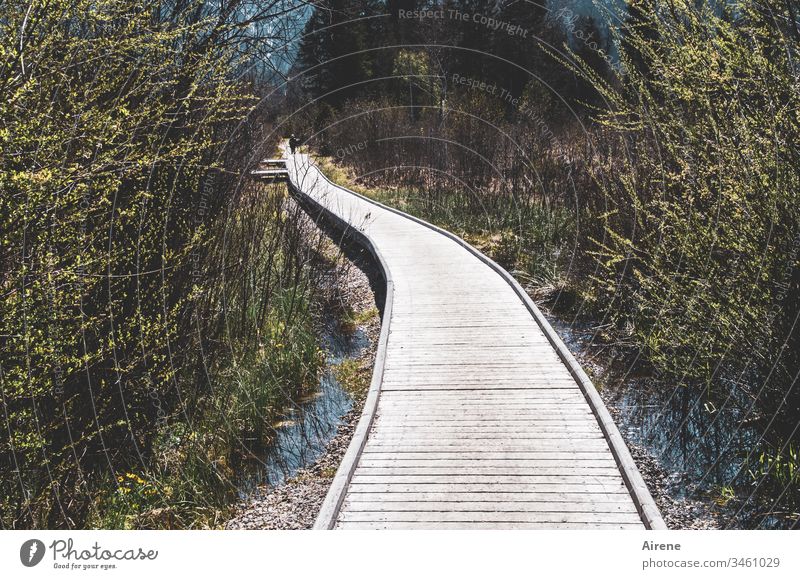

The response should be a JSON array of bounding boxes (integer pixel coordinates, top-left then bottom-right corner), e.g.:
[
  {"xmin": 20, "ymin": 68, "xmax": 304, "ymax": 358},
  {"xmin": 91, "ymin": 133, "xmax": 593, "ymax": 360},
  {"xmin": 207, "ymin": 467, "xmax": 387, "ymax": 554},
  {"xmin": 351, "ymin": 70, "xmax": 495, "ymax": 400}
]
[{"xmin": 289, "ymin": 134, "xmax": 299, "ymax": 154}]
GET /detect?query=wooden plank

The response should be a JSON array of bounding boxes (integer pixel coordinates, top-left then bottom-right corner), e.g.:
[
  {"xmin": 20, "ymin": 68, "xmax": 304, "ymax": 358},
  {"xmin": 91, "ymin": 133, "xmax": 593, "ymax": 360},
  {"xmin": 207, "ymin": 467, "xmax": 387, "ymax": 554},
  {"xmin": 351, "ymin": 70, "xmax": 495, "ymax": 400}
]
[
  {"xmin": 376, "ymin": 407, "xmax": 594, "ymax": 413},
  {"xmin": 379, "ymin": 393, "xmax": 588, "ymax": 399},
  {"xmin": 374, "ymin": 411, "xmax": 592, "ymax": 417},
  {"xmin": 335, "ymin": 522, "xmax": 643, "ymax": 530},
  {"xmin": 370, "ymin": 424, "xmax": 602, "ymax": 431},
  {"xmin": 379, "ymin": 393, "xmax": 589, "ymax": 399},
  {"xmin": 372, "ymin": 418, "xmax": 598, "ymax": 425},
  {"xmin": 379, "ymin": 376, "xmax": 581, "ymax": 381},
  {"xmin": 380, "ymin": 384, "xmax": 584, "ymax": 391},
  {"xmin": 367, "ymin": 434, "xmax": 607, "ymax": 442},
  {"xmin": 372, "ymin": 420, "xmax": 601, "ymax": 427},
  {"xmin": 363, "ymin": 442, "xmax": 615, "ymax": 452},
  {"xmin": 344, "ymin": 491, "xmax": 634, "ymax": 503},
  {"xmin": 376, "ymin": 406, "xmax": 591, "ymax": 412},
  {"xmin": 337, "ymin": 511, "xmax": 643, "ymax": 524},
  {"xmin": 375, "ymin": 410, "xmax": 593, "ymax": 418},
  {"xmin": 365, "ymin": 436, "xmax": 610, "ymax": 444},
  {"xmin": 354, "ymin": 467, "xmax": 625, "ymax": 476},
  {"xmin": 376, "ymin": 404, "xmax": 591, "ymax": 410},
  {"xmin": 350, "ymin": 475, "xmax": 629, "ymax": 485},
  {"xmin": 380, "ymin": 397, "xmax": 591, "ymax": 403},
  {"xmin": 357, "ymin": 458, "xmax": 619, "ymax": 468},
  {"xmin": 377, "ymin": 398, "xmax": 590, "ymax": 405},
  {"xmin": 375, "ymin": 409, "xmax": 594, "ymax": 415},
  {"xmin": 345, "ymin": 483, "xmax": 630, "ymax": 494},
  {"xmin": 360, "ymin": 451, "xmax": 616, "ymax": 460},
  {"xmin": 368, "ymin": 432, "xmax": 605, "ymax": 438},
  {"xmin": 342, "ymin": 501, "xmax": 638, "ymax": 514},
  {"xmin": 379, "ymin": 390, "xmax": 583, "ymax": 396},
  {"xmin": 384, "ymin": 362, "xmax": 566, "ymax": 369}
]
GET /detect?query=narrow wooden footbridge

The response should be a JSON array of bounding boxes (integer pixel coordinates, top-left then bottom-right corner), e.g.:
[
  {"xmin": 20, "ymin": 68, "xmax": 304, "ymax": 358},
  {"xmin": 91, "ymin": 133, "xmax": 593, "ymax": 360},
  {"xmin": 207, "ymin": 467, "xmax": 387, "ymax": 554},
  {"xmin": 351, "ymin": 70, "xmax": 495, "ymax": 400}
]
[{"xmin": 261, "ymin": 153, "xmax": 665, "ymax": 530}]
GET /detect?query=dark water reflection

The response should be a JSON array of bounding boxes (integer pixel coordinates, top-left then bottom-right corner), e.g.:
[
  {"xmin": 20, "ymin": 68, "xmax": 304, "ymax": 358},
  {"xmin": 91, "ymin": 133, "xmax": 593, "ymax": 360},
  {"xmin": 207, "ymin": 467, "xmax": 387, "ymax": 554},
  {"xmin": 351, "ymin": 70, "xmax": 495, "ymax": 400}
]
[
  {"xmin": 547, "ymin": 315, "xmax": 791, "ymax": 529},
  {"xmin": 614, "ymin": 379, "xmax": 757, "ymax": 494},
  {"xmin": 237, "ymin": 319, "xmax": 368, "ymax": 497}
]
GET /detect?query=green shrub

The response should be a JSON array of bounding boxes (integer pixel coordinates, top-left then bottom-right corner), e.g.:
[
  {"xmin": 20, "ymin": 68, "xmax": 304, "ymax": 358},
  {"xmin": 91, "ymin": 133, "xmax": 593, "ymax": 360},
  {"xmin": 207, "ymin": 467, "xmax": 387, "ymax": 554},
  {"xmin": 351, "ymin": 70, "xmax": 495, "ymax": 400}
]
[
  {"xmin": 577, "ymin": 1, "xmax": 800, "ymax": 393},
  {"xmin": 0, "ymin": 1, "xmax": 321, "ymax": 529}
]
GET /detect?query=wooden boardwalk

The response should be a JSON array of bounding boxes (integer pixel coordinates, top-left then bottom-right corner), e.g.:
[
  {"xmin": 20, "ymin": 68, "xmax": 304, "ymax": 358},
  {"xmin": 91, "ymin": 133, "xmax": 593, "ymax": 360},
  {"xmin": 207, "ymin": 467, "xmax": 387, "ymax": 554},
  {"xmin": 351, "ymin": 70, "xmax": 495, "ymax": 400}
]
[{"xmin": 280, "ymin": 153, "xmax": 665, "ymax": 530}]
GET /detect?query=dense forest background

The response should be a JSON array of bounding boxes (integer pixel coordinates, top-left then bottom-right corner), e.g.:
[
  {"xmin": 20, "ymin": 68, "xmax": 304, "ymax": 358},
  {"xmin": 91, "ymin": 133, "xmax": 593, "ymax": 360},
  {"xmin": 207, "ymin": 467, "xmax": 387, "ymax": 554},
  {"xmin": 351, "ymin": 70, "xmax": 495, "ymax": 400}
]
[{"xmin": 2, "ymin": 0, "xmax": 799, "ymax": 529}]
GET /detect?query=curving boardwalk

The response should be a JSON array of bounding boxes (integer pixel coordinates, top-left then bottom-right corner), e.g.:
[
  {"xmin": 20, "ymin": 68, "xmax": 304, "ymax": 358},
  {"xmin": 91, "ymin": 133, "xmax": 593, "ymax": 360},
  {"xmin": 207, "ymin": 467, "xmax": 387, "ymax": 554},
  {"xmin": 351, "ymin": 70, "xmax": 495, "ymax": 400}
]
[{"xmin": 280, "ymin": 153, "xmax": 665, "ymax": 530}]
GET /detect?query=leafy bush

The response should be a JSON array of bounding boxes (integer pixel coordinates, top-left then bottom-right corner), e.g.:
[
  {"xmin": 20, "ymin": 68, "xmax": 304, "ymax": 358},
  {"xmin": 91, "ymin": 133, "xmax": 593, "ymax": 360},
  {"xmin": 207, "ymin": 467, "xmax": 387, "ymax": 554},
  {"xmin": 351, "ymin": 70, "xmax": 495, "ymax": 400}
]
[
  {"xmin": 580, "ymin": 1, "xmax": 800, "ymax": 398},
  {"xmin": 0, "ymin": 0, "xmax": 320, "ymax": 529}
]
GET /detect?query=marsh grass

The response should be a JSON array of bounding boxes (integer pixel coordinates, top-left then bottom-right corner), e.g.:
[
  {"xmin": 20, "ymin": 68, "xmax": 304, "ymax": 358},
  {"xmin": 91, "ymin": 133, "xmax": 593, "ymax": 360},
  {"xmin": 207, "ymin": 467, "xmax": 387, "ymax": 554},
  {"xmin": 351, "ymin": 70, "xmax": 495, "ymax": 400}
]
[
  {"xmin": 745, "ymin": 445, "xmax": 800, "ymax": 516},
  {"xmin": 82, "ymin": 181, "xmax": 337, "ymax": 528},
  {"xmin": 315, "ymin": 155, "xmax": 575, "ymax": 292}
]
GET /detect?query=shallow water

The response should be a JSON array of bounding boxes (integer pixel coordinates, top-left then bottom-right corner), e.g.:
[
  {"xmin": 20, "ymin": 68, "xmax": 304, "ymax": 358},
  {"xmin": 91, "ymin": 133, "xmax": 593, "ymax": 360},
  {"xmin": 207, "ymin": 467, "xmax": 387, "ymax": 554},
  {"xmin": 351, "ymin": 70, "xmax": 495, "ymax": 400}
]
[
  {"xmin": 546, "ymin": 315, "xmax": 790, "ymax": 529},
  {"xmin": 237, "ymin": 319, "xmax": 369, "ymax": 496}
]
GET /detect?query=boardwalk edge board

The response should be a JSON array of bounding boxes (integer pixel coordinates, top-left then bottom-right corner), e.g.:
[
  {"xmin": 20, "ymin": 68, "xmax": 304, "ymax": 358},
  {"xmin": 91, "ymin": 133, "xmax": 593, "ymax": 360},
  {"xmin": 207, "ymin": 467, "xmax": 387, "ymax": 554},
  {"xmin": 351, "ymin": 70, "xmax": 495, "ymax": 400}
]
[
  {"xmin": 283, "ymin": 176, "xmax": 394, "ymax": 531},
  {"xmin": 285, "ymin": 155, "xmax": 666, "ymax": 531}
]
